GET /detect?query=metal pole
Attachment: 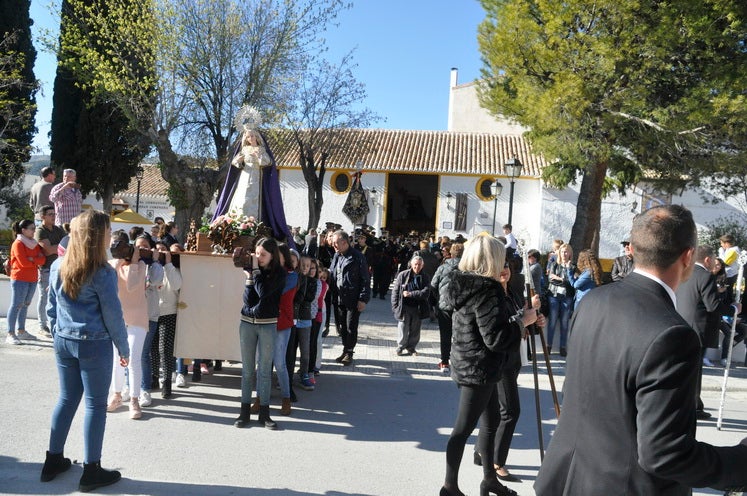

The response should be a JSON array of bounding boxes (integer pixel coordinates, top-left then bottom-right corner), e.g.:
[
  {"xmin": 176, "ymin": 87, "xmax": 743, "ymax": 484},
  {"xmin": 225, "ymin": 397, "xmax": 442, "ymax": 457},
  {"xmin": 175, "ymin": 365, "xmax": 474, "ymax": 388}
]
[
  {"xmin": 492, "ymin": 196, "xmax": 498, "ymax": 236},
  {"xmin": 508, "ymin": 179, "xmax": 516, "ymax": 226},
  {"xmin": 135, "ymin": 180, "xmax": 141, "ymax": 213}
]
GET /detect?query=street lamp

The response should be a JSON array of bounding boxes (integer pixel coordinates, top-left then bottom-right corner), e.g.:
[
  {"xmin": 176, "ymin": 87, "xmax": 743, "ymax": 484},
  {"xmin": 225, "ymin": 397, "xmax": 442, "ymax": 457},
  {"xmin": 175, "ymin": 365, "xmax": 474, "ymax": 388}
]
[
  {"xmin": 135, "ymin": 166, "xmax": 144, "ymax": 213},
  {"xmin": 504, "ymin": 157, "xmax": 523, "ymax": 226},
  {"xmin": 490, "ymin": 180, "xmax": 504, "ymax": 236},
  {"xmin": 446, "ymin": 192, "xmax": 453, "ymax": 209}
]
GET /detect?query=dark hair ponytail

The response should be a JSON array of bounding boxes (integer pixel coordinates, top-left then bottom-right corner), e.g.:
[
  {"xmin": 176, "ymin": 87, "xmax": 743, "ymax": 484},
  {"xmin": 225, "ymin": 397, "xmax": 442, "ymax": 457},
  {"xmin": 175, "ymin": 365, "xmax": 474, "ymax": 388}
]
[{"xmin": 12, "ymin": 219, "xmax": 35, "ymax": 235}]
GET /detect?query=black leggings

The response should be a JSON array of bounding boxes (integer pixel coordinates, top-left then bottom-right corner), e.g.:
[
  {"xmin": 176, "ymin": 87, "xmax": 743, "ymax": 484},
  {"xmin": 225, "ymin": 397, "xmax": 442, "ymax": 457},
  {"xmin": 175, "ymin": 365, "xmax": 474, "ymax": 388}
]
[
  {"xmin": 494, "ymin": 363, "xmax": 521, "ymax": 467},
  {"xmin": 445, "ymin": 382, "xmax": 500, "ymax": 487},
  {"xmin": 158, "ymin": 314, "xmax": 177, "ymax": 384}
]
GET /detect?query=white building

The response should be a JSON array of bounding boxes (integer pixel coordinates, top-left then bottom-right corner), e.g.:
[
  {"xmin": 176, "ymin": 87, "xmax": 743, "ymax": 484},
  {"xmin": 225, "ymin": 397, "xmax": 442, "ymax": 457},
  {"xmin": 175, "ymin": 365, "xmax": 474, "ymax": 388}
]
[{"xmin": 11, "ymin": 70, "xmax": 743, "ymax": 259}]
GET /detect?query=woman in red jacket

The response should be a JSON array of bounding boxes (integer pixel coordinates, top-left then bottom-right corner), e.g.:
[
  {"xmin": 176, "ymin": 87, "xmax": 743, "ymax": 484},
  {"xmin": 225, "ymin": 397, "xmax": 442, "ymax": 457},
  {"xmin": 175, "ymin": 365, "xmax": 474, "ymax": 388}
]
[{"xmin": 6, "ymin": 219, "xmax": 46, "ymax": 344}]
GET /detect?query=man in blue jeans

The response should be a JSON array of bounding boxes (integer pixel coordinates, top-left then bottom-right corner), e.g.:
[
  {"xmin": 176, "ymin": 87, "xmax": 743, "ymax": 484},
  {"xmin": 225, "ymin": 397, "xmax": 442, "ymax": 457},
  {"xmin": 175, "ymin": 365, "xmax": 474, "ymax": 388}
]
[
  {"xmin": 35, "ymin": 205, "xmax": 66, "ymax": 338},
  {"xmin": 329, "ymin": 230, "xmax": 370, "ymax": 366}
]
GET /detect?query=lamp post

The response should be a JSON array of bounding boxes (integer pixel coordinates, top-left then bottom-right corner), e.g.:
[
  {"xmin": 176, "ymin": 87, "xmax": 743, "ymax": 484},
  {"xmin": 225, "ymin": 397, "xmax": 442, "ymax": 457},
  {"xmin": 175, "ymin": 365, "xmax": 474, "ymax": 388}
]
[
  {"xmin": 135, "ymin": 166, "xmax": 144, "ymax": 213},
  {"xmin": 490, "ymin": 180, "xmax": 504, "ymax": 236},
  {"xmin": 504, "ymin": 157, "xmax": 523, "ymax": 226}
]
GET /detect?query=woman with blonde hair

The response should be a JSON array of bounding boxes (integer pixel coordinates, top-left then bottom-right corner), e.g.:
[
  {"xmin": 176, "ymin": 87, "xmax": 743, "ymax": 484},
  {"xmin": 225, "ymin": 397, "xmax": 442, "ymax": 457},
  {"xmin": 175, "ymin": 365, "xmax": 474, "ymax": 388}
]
[
  {"xmin": 440, "ymin": 235, "xmax": 539, "ymax": 496},
  {"xmin": 43, "ymin": 210, "xmax": 129, "ymax": 491},
  {"xmin": 546, "ymin": 243, "xmax": 575, "ymax": 356},
  {"xmin": 570, "ymin": 249, "xmax": 603, "ymax": 309}
]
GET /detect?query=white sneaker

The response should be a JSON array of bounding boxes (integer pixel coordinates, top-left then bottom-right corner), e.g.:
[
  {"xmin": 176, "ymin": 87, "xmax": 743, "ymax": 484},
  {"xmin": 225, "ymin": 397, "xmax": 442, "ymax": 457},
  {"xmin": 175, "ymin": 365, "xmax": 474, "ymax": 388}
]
[
  {"xmin": 703, "ymin": 357, "xmax": 714, "ymax": 367},
  {"xmin": 139, "ymin": 391, "xmax": 152, "ymax": 407},
  {"xmin": 121, "ymin": 385, "xmax": 131, "ymax": 402},
  {"xmin": 175, "ymin": 374, "xmax": 186, "ymax": 387},
  {"xmin": 5, "ymin": 334, "xmax": 21, "ymax": 345},
  {"xmin": 16, "ymin": 330, "xmax": 38, "ymax": 341}
]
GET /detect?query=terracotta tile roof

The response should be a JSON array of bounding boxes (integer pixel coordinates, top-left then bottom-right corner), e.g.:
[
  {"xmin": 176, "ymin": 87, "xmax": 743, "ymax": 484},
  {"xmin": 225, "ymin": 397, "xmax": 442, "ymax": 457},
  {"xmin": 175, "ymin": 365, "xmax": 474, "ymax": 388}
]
[
  {"xmin": 266, "ymin": 128, "xmax": 546, "ymax": 177},
  {"xmin": 121, "ymin": 129, "xmax": 545, "ymax": 196},
  {"xmin": 124, "ymin": 163, "xmax": 166, "ymax": 196}
]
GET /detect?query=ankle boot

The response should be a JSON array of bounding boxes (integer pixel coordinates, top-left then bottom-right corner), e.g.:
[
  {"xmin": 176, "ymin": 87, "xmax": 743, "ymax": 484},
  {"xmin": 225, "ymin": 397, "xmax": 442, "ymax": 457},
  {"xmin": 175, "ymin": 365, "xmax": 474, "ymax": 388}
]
[
  {"xmin": 250, "ymin": 396, "xmax": 261, "ymax": 414},
  {"xmin": 78, "ymin": 461, "xmax": 121, "ymax": 492},
  {"xmin": 40, "ymin": 450, "xmax": 72, "ymax": 482},
  {"xmin": 258, "ymin": 405, "xmax": 277, "ymax": 430},
  {"xmin": 234, "ymin": 402, "xmax": 252, "ymax": 428},
  {"xmin": 161, "ymin": 380, "xmax": 172, "ymax": 399},
  {"xmin": 280, "ymin": 397, "xmax": 292, "ymax": 416}
]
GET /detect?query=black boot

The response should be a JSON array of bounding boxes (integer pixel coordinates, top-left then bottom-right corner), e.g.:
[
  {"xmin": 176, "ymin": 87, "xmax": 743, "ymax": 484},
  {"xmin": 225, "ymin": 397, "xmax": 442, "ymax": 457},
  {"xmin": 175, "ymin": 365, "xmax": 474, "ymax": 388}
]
[
  {"xmin": 213, "ymin": 360, "xmax": 223, "ymax": 371},
  {"xmin": 40, "ymin": 450, "xmax": 71, "ymax": 482},
  {"xmin": 161, "ymin": 379, "xmax": 172, "ymax": 399},
  {"xmin": 234, "ymin": 402, "xmax": 252, "ymax": 428},
  {"xmin": 258, "ymin": 405, "xmax": 278, "ymax": 430},
  {"xmin": 78, "ymin": 461, "xmax": 121, "ymax": 492}
]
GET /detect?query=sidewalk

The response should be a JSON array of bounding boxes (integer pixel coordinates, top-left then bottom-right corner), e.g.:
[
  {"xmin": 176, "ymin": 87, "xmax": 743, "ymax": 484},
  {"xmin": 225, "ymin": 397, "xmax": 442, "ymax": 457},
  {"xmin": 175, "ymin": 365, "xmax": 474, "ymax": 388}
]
[{"xmin": 1, "ymin": 295, "xmax": 746, "ymax": 495}]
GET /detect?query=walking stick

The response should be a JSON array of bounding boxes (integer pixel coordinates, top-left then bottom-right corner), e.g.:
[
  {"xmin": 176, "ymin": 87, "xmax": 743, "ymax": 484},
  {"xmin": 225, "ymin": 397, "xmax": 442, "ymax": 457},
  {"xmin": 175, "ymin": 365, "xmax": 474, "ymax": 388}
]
[
  {"xmin": 536, "ymin": 325, "xmax": 561, "ymax": 418},
  {"xmin": 717, "ymin": 251, "xmax": 747, "ymax": 430},
  {"xmin": 519, "ymin": 241, "xmax": 545, "ymax": 460},
  {"xmin": 529, "ymin": 320, "xmax": 545, "ymax": 461}
]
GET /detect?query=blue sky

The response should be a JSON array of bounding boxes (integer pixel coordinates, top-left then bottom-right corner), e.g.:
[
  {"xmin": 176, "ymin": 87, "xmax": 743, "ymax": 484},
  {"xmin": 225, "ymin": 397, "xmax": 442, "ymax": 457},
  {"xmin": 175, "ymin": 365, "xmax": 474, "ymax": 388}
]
[{"xmin": 29, "ymin": 0, "xmax": 486, "ymax": 154}]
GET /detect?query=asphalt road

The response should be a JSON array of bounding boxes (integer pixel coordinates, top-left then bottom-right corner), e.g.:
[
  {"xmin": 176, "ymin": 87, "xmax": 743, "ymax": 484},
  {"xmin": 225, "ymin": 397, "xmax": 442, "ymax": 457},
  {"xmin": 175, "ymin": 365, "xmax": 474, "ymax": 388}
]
[{"xmin": 2, "ymin": 295, "xmax": 746, "ymax": 495}]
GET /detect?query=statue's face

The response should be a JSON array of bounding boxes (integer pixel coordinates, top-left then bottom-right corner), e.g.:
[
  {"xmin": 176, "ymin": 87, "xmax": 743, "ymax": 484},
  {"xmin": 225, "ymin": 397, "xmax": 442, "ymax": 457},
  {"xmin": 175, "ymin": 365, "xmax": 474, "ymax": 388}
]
[{"xmin": 245, "ymin": 132, "xmax": 259, "ymax": 146}]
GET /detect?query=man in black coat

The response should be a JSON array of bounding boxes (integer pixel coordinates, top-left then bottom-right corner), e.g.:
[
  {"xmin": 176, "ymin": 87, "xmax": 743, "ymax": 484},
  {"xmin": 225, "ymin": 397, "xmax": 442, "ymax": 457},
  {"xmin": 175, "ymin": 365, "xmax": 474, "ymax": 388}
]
[
  {"xmin": 675, "ymin": 245, "xmax": 736, "ymax": 419},
  {"xmin": 329, "ymin": 230, "xmax": 371, "ymax": 366},
  {"xmin": 535, "ymin": 205, "xmax": 747, "ymax": 496}
]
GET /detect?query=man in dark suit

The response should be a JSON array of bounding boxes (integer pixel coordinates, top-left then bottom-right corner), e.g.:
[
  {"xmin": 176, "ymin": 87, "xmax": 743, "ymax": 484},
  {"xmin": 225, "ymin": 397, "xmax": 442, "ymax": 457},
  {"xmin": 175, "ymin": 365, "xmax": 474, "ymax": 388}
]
[
  {"xmin": 675, "ymin": 245, "xmax": 736, "ymax": 419},
  {"xmin": 535, "ymin": 205, "xmax": 747, "ymax": 496}
]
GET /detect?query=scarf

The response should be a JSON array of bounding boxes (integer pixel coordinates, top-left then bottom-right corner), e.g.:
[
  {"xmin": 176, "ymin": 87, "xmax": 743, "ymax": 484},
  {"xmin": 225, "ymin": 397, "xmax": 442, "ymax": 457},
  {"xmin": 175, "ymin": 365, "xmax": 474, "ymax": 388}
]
[{"xmin": 17, "ymin": 234, "xmax": 39, "ymax": 250}]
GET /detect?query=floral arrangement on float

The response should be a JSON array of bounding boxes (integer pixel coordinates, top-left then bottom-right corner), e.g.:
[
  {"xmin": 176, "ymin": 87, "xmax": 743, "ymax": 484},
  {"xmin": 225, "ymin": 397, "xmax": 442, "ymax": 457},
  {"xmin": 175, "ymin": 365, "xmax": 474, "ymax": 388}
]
[{"xmin": 186, "ymin": 210, "xmax": 271, "ymax": 254}]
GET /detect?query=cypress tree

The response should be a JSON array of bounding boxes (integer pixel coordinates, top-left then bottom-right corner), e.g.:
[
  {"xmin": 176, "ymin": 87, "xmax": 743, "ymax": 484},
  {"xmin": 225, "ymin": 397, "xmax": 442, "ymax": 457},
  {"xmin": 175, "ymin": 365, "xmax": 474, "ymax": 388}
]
[{"xmin": 0, "ymin": 0, "xmax": 37, "ymax": 188}]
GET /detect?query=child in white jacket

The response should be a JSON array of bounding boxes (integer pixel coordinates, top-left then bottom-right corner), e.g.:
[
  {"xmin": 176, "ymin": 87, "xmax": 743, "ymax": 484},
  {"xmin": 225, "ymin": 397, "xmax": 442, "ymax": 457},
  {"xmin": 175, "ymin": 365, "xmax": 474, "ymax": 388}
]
[{"xmin": 156, "ymin": 248, "xmax": 182, "ymax": 398}]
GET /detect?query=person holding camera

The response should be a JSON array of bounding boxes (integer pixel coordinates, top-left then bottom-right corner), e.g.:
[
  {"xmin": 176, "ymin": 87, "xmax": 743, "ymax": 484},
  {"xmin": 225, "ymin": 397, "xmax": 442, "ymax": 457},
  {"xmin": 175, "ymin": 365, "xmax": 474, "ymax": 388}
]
[
  {"xmin": 234, "ymin": 237, "xmax": 286, "ymax": 429},
  {"xmin": 43, "ymin": 210, "xmax": 129, "ymax": 492},
  {"xmin": 48, "ymin": 169, "xmax": 82, "ymax": 226},
  {"xmin": 106, "ymin": 231, "xmax": 148, "ymax": 420},
  {"xmin": 546, "ymin": 243, "xmax": 575, "ymax": 357}
]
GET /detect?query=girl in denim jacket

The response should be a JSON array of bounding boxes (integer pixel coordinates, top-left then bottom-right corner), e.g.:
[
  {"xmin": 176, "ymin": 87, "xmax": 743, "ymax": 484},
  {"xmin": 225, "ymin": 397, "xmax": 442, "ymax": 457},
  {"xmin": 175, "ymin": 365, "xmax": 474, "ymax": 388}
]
[{"xmin": 43, "ymin": 210, "xmax": 129, "ymax": 492}]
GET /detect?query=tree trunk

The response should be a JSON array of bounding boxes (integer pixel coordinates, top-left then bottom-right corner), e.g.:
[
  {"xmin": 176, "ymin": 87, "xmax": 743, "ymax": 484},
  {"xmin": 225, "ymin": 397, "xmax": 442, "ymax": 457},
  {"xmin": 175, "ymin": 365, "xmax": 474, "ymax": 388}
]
[
  {"xmin": 569, "ymin": 161, "xmax": 608, "ymax": 258},
  {"xmin": 298, "ymin": 143, "xmax": 327, "ymax": 231},
  {"xmin": 101, "ymin": 182, "xmax": 114, "ymax": 215},
  {"xmin": 153, "ymin": 129, "xmax": 221, "ymax": 237}
]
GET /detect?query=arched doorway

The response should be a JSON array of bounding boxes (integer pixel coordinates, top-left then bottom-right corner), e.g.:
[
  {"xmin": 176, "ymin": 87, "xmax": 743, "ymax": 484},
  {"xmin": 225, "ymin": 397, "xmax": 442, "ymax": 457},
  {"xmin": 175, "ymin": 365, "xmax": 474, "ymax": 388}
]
[{"xmin": 385, "ymin": 173, "xmax": 438, "ymax": 236}]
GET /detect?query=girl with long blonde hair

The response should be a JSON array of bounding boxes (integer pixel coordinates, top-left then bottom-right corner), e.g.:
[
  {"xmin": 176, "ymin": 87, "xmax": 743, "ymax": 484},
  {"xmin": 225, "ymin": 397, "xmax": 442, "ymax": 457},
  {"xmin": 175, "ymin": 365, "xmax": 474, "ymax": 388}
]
[{"xmin": 43, "ymin": 209, "xmax": 130, "ymax": 492}]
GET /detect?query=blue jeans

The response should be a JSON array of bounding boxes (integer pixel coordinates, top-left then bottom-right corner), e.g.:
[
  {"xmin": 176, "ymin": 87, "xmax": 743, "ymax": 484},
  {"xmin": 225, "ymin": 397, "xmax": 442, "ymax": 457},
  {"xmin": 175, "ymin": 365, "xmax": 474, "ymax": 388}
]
[
  {"xmin": 239, "ymin": 321, "xmax": 276, "ymax": 405},
  {"xmin": 49, "ymin": 336, "xmax": 113, "ymax": 463},
  {"xmin": 7, "ymin": 280, "xmax": 37, "ymax": 334},
  {"xmin": 37, "ymin": 269, "xmax": 50, "ymax": 328},
  {"xmin": 547, "ymin": 294, "xmax": 572, "ymax": 350},
  {"xmin": 141, "ymin": 320, "xmax": 158, "ymax": 391},
  {"xmin": 273, "ymin": 328, "xmax": 291, "ymax": 398}
]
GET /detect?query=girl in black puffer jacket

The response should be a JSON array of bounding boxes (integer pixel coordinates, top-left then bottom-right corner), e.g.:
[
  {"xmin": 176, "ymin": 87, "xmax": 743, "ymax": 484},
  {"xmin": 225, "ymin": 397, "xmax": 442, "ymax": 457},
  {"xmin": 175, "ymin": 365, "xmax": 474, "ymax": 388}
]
[{"xmin": 440, "ymin": 235, "xmax": 540, "ymax": 496}]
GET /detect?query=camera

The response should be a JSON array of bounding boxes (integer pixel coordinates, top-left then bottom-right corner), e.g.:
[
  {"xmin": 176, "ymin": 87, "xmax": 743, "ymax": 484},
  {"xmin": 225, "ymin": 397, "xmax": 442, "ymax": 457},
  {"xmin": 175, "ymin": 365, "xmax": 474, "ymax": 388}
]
[
  {"xmin": 110, "ymin": 240, "xmax": 153, "ymax": 262},
  {"xmin": 110, "ymin": 240, "xmax": 134, "ymax": 260}
]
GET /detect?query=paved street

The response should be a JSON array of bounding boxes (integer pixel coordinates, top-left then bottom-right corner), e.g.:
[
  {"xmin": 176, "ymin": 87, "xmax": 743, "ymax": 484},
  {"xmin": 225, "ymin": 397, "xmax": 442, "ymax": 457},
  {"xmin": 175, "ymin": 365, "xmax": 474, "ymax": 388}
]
[{"xmin": 2, "ymin": 294, "xmax": 746, "ymax": 495}]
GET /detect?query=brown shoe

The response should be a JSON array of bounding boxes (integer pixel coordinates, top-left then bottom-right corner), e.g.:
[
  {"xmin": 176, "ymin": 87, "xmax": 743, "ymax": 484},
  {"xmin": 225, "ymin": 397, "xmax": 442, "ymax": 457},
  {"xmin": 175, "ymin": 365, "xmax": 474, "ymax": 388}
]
[
  {"xmin": 280, "ymin": 398, "xmax": 292, "ymax": 416},
  {"xmin": 129, "ymin": 397, "xmax": 142, "ymax": 420},
  {"xmin": 106, "ymin": 393, "xmax": 122, "ymax": 412},
  {"xmin": 250, "ymin": 397, "xmax": 261, "ymax": 414}
]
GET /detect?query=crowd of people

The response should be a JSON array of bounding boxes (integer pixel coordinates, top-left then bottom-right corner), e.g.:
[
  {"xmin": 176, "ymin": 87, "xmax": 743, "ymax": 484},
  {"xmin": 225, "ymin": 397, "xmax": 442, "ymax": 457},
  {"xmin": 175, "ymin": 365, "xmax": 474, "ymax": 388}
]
[{"xmin": 5, "ymin": 169, "xmax": 747, "ymax": 494}]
